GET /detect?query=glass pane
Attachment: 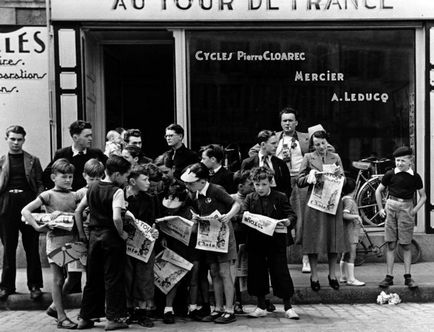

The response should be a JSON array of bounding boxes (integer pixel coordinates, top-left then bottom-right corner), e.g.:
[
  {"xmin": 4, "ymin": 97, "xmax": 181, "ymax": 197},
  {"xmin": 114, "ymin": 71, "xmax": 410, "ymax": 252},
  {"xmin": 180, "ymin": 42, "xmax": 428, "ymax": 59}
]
[{"xmin": 188, "ymin": 30, "xmax": 414, "ymax": 175}]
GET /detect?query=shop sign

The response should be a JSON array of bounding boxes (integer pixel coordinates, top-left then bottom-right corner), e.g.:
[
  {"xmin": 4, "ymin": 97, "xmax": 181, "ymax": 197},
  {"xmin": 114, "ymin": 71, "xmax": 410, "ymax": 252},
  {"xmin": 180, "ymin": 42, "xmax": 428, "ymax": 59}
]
[
  {"xmin": 51, "ymin": 0, "xmax": 434, "ymax": 21},
  {"xmin": 0, "ymin": 27, "xmax": 50, "ymax": 166}
]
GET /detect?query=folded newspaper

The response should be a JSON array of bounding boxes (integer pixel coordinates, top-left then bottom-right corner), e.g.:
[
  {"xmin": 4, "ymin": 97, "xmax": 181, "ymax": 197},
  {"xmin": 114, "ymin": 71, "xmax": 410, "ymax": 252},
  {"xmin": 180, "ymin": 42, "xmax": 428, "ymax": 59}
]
[
  {"xmin": 192, "ymin": 210, "xmax": 229, "ymax": 253},
  {"xmin": 124, "ymin": 210, "xmax": 158, "ymax": 263},
  {"xmin": 154, "ymin": 248, "xmax": 193, "ymax": 295},
  {"xmin": 155, "ymin": 215, "xmax": 194, "ymax": 246},
  {"xmin": 242, "ymin": 211, "xmax": 283, "ymax": 236},
  {"xmin": 22, "ymin": 213, "xmax": 75, "ymax": 232}
]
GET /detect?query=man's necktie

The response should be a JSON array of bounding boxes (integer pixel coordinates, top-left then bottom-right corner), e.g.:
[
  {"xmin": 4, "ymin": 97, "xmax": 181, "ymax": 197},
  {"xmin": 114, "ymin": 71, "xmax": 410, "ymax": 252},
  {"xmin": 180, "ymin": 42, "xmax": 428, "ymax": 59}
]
[{"xmin": 262, "ymin": 156, "xmax": 271, "ymax": 169}]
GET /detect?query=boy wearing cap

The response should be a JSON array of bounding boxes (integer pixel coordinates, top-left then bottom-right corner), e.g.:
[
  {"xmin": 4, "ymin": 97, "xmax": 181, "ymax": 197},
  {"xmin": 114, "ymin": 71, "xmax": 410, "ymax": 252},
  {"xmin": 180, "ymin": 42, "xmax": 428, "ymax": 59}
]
[{"xmin": 376, "ymin": 146, "xmax": 426, "ymax": 289}]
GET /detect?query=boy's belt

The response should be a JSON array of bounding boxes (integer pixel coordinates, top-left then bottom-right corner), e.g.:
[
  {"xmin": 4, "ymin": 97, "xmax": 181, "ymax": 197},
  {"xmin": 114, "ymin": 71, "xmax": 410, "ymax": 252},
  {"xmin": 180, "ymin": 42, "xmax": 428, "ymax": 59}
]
[{"xmin": 389, "ymin": 195, "xmax": 412, "ymax": 203}]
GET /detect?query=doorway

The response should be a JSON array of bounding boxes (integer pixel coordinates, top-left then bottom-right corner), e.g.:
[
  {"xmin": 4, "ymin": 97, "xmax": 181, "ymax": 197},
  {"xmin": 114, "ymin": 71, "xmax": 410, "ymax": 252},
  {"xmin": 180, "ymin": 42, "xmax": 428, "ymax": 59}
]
[{"xmin": 103, "ymin": 41, "xmax": 175, "ymax": 159}]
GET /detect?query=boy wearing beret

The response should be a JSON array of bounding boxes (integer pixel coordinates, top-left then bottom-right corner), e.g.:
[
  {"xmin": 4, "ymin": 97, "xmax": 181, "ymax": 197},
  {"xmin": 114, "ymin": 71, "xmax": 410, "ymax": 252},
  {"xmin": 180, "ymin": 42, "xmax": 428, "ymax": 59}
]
[{"xmin": 375, "ymin": 146, "xmax": 426, "ymax": 289}]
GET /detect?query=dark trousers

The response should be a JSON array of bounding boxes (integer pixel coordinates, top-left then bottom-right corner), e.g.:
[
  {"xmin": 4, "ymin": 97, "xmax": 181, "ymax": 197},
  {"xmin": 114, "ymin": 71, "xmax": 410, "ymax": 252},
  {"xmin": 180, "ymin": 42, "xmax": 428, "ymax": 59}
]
[
  {"xmin": 247, "ymin": 231, "xmax": 294, "ymax": 299},
  {"xmin": 0, "ymin": 191, "xmax": 42, "ymax": 292},
  {"xmin": 80, "ymin": 228, "xmax": 127, "ymax": 321}
]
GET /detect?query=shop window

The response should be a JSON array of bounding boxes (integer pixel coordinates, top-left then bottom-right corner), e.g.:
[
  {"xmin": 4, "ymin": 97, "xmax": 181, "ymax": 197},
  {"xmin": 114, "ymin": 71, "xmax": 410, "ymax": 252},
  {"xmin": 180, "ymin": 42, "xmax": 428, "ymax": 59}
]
[{"xmin": 188, "ymin": 29, "xmax": 414, "ymax": 175}]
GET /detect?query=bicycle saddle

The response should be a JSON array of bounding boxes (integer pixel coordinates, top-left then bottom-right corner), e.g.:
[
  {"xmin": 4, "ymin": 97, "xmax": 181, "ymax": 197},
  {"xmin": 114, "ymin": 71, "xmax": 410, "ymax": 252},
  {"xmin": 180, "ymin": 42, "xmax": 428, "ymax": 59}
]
[{"xmin": 352, "ymin": 161, "xmax": 371, "ymax": 170}]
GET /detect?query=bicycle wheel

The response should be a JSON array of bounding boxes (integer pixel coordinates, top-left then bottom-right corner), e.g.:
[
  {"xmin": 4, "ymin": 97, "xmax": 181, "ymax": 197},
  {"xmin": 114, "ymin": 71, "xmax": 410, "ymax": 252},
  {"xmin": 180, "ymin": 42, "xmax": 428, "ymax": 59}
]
[
  {"xmin": 355, "ymin": 240, "xmax": 368, "ymax": 266},
  {"xmin": 357, "ymin": 177, "xmax": 387, "ymax": 227},
  {"xmin": 396, "ymin": 239, "xmax": 421, "ymax": 264}
]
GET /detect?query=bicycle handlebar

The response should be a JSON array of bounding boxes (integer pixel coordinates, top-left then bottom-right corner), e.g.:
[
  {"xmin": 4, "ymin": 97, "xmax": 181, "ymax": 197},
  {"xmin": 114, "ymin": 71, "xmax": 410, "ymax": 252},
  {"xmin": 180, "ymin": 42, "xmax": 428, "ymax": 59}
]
[{"xmin": 360, "ymin": 157, "xmax": 391, "ymax": 164}]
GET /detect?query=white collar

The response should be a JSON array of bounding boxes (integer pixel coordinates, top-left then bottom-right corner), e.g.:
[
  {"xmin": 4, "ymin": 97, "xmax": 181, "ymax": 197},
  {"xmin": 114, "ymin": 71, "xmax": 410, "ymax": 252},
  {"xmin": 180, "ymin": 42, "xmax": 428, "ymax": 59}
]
[
  {"xmin": 258, "ymin": 151, "xmax": 270, "ymax": 161},
  {"xmin": 197, "ymin": 181, "xmax": 210, "ymax": 198},
  {"xmin": 72, "ymin": 146, "xmax": 87, "ymax": 157},
  {"xmin": 394, "ymin": 167, "xmax": 414, "ymax": 175},
  {"xmin": 213, "ymin": 165, "xmax": 222, "ymax": 173}
]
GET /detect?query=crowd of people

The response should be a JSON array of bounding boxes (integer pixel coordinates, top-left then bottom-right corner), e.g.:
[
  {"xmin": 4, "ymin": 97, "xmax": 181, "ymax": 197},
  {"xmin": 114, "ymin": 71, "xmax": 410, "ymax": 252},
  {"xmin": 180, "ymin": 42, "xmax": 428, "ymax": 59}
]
[{"xmin": 0, "ymin": 106, "xmax": 426, "ymax": 330}]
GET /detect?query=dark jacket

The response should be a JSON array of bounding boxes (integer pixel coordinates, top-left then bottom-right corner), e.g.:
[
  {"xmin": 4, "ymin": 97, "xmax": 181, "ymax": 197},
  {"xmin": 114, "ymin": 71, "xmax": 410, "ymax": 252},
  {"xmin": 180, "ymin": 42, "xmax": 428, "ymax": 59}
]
[
  {"xmin": 0, "ymin": 151, "xmax": 44, "ymax": 214},
  {"xmin": 241, "ymin": 154, "xmax": 292, "ymax": 199},
  {"xmin": 210, "ymin": 167, "xmax": 235, "ymax": 194},
  {"xmin": 42, "ymin": 146, "xmax": 107, "ymax": 191},
  {"xmin": 163, "ymin": 144, "xmax": 199, "ymax": 179}
]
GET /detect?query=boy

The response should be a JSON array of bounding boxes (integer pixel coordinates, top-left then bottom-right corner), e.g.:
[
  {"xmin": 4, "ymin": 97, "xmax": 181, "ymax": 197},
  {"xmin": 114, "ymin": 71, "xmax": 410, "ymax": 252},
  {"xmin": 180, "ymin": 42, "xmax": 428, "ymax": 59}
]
[
  {"xmin": 243, "ymin": 166, "xmax": 299, "ymax": 320},
  {"xmin": 339, "ymin": 177, "xmax": 365, "ymax": 286},
  {"xmin": 75, "ymin": 155, "xmax": 131, "ymax": 330},
  {"xmin": 376, "ymin": 146, "xmax": 426, "ymax": 289},
  {"xmin": 22, "ymin": 158, "xmax": 80, "ymax": 328},
  {"xmin": 181, "ymin": 162, "xmax": 240, "ymax": 324},
  {"xmin": 201, "ymin": 144, "xmax": 235, "ymax": 194},
  {"xmin": 63, "ymin": 159, "xmax": 105, "ymax": 295},
  {"xmin": 124, "ymin": 165, "xmax": 159, "ymax": 327},
  {"xmin": 230, "ymin": 170, "xmax": 254, "ymax": 314}
]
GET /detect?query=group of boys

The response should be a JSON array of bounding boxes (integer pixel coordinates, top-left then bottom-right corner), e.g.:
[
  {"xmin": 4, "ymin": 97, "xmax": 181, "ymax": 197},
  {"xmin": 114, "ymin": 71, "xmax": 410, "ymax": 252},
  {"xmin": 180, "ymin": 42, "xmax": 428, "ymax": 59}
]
[{"xmin": 0, "ymin": 115, "xmax": 426, "ymax": 330}]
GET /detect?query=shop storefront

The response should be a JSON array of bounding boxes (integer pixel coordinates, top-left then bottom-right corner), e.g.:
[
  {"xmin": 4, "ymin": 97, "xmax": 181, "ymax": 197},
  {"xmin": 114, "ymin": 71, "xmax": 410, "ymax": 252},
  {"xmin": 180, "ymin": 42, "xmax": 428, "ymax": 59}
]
[{"xmin": 0, "ymin": 0, "xmax": 432, "ymax": 238}]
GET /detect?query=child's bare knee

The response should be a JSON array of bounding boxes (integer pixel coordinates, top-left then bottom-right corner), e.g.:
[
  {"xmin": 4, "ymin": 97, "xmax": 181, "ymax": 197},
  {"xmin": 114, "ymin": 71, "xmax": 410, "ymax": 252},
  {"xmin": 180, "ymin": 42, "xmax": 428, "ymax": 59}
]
[
  {"xmin": 388, "ymin": 241, "xmax": 397, "ymax": 250},
  {"xmin": 400, "ymin": 243, "xmax": 411, "ymax": 251}
]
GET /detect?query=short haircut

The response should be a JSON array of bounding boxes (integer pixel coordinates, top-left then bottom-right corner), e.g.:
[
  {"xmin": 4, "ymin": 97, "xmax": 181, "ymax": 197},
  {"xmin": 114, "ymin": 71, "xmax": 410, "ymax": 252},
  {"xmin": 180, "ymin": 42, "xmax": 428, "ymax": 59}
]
[
  {"xmin": 256, "ymin": 130, "xmax": 276, "ymax": 145},
  {"xmin": 233, "ymin": 170, "xmax": 251, "ymax": 187},
  {"xmin": 114, "ymin": 127, "xmax": 125, "ymax": 135},
  {"xmin": 123, "ymin": 144, "xmax": 143, "ymax": 159},
  {"xmin": 51, "ymin": 158, "xmax": 75, "ymax": 175},
  {"xmin": 164, "ymin": 179, "xmax": 189, "ymax": 202},
  {"xmin": 83, "ymin": 158, "xmax": 105, "ymax": 178},
  {"xmin": 69, "ymin": 120, "xmax": 92, "ymax": 137},
  {"xmin": 250, "ymin": 166, "xmax": 274, "ymax": 182},
  {"xmin": 106, "ymin": 130, "xmax": 120, "ymax": 141},
  {"xmin": 309, "ymin": 130, "xmax": 329, "ymax": 150},
  {"xmin": 185, "ymin": 162, "xmax": 210, "ymax": 181},
  {"xmin": 128, "ymin": 164, "xmax": 149, "ymax": 181},
  {"xmin": 342, "ymin": 177, "xmax": 357, "ymax": 196},
  {"xmin": 144, "ymin": 163, "xmax": 163, "ymax": 182},
  {"xmin": 279, "ymin": 106, "xmax": 298, "ymax": 120},
  {"xmin": 124, "ymin": 129, "xmax": 142, "ymax": 143},
  {"xmin": 165, "ymin": 123, "xmax": 184, "ymax": 138},
  {"xmin": 6, "ymin": 125, "xmax": 26, "ymax": 138},
  {"xmin": 201, "ymin": 144, "xmax": 225, "ymax": 163},
  {"xmin": 105, "ymin": 155, "xmax": 131, "ymax": 176}
]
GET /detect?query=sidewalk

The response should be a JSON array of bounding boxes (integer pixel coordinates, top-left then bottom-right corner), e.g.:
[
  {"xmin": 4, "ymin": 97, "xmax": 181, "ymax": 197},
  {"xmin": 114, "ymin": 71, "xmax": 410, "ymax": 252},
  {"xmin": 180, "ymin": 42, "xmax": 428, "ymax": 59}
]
[{"xmin": 1, "ymin": 262, "xmax": 433, "ymax": 310}]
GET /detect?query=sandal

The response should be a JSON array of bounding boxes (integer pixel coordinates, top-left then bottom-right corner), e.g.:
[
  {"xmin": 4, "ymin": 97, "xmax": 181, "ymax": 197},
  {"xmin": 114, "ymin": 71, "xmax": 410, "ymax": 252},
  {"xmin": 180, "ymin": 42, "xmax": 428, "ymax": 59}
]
[{"xmin": 57, "ymin": 317, "xmax": 78, "ymax": 329}]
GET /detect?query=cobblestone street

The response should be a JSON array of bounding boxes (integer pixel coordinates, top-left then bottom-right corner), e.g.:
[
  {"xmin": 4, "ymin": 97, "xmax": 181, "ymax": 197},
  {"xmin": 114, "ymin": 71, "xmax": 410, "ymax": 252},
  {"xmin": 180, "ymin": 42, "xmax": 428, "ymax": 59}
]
[{"xmin": 1, "ymin": 303, "xmax": 434, "ymax": 332}]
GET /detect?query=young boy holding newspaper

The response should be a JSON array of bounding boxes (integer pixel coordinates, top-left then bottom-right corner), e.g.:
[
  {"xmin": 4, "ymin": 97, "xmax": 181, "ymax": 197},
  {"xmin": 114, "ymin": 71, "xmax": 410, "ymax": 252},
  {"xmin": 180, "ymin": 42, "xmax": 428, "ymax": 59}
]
[
  {"xmin": 123, "ymin": 165, "xmax": 159, "ymax": 327},
  {"xmin": 181, "ymin": 162, "xmax": 240, "ymax": 324},
  {"xmin": 22, "ymin": 158, "xmax": 81, "ymax": 329},
  {"xmin": 242, "ymin": 166, "xmax": 299, "ymax": 320},
  {"xmin": 157, "ymin": 179, "xmax": 198, "ymax": 324}
]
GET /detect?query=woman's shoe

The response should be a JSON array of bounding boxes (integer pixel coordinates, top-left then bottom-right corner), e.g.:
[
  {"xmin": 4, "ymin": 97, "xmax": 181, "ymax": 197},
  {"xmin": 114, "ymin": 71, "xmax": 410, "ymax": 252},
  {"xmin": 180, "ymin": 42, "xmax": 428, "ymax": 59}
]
[
  {"xmin": 310, "ymin": 277, "xmax": 320, "ymax": 291},
  {"xmin": 328, "ymin": 275, "xmax": 340, "ymax": 290},
  {"xmin": 57, "ymin": 317, "xmax": 78, "ymax": 329}
]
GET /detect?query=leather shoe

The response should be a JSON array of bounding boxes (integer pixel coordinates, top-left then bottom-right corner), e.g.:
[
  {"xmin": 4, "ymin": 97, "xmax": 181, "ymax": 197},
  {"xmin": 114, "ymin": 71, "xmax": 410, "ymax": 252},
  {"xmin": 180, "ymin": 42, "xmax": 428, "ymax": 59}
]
[
  {"xmin": 30, "ymin": 287, "xmax": 42, "ymax": 300},
  {"xmin": 0, "ymin": 288, "xmax": 10, "ymax": 301},
  {"xmin": 328, "ymin": 276, "xmax": 340, "ymax": 290},
  {"xmin": 77, "ymin": 317, "xmax": 95, "ymax": 330},
  {"xmin": 310, "ymin": 277, "xmax": 320, "ymax": 291}
]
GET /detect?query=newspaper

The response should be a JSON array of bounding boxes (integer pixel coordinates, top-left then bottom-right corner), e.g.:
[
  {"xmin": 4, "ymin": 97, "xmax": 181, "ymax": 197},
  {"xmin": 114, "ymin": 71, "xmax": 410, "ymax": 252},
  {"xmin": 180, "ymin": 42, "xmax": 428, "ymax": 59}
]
[
  {"xmin": 154, "ymin": 248, "xmax": 193, "ymax": 295},
  {"xmin": 192, "ymin": 210, "xmax": 229, "ymax": 253},
  {"xmin": 22, "ymin": 213, "xmax": 75, "ymax": 231},
  {"xmin": 124, "ymin": 213, "xmax": 157, "ymax": 263},
  {"xmin": 241, "ymin": 211, "xmax": 283, "ymax": 236},
  {"xmin": 307, "ymin": 173, "xmax": 345, "ymax": 215},
  {"xmin": 155, "ymin": 215, "xmax": 194, "ymax": 246}
]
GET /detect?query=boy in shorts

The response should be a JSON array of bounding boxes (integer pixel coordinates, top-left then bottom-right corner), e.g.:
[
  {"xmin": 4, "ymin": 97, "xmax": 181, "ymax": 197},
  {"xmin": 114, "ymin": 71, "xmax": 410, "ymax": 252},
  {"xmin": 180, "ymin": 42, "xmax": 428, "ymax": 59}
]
[{"xmin": 376, "ymin": 146, "xmax": 426, "ymax": 289}]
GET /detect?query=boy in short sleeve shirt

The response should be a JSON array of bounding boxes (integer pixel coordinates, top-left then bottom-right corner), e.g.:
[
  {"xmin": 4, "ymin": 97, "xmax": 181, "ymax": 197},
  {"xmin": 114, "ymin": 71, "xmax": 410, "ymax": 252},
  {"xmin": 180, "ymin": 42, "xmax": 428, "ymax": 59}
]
[{"xmin": 376, "ymin": 146, "xmax": 426, "ymax": 289}]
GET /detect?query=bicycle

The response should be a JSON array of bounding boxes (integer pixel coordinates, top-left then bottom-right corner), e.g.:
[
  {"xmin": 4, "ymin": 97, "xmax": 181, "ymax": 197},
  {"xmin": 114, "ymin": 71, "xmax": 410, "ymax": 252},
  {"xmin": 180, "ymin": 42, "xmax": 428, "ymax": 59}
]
[
  {"xmin": 355, "ymin": 222, "xmax": 422, "ymax": 266},
  {"xmin": 352, "ymin": 157, "xmax": 391, "ymax": 227}
]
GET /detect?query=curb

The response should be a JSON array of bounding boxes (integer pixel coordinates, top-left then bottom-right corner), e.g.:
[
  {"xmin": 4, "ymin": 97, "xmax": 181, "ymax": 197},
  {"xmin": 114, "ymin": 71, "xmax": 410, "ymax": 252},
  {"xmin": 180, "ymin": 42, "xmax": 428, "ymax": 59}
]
[{"xmin": 2, "ymin": 285, "xmax": 434, "ymax": 311}]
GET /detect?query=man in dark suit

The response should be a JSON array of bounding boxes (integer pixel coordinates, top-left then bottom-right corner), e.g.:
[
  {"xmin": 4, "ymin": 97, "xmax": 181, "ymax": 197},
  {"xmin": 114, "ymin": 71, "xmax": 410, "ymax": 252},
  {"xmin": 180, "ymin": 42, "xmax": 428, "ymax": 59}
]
[
  {"xmin": 200, "ymin": 144, "xmax": 235, "ymax": 194},
  {"xmin": 43, "ymin": 120, "xmax": 107, "ymax": 191},
  {"xmin": 241, "ymin": 130, "xmax": 291, "ymax": 199},
  {"xmin": 162, "ymin": 124, "xmax": 199, "ymax": 179},
  {"xmin": 0, "ymin": 125, "xmax": 44, "ymax": 300}
]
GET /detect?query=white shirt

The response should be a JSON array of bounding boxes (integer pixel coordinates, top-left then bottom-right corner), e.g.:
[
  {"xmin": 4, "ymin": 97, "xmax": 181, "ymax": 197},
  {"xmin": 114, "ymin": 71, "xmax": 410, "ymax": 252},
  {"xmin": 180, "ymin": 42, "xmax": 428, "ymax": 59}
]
[
  {"xmin": 394, "ymin": 167, "xmax": 414, "ymax": 175},
  {"xmin": 72, "ymin": 146, "xmax": 87, "ymax": 157},
  {"xmin": 258, "ymin": 151, "xmax": 276, "ymax": 187},
  {"xmin": 276, "ymin": 136, "xmax": 303, "ymax": 176},
  {"xmin": 196, "ymin": 181, "xmax": 210, "ymax": 199}
]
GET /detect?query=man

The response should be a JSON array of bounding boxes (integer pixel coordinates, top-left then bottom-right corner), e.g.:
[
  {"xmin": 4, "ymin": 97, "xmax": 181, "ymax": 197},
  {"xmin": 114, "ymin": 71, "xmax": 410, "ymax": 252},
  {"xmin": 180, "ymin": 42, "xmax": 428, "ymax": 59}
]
[
  {"xmin": 163, "ymin": 124, "xmax": 199, "ymax": 179},
  {"xmin": 124, "ymin": 128, "xmax": 143, "ymax": 148},
  {"xmin": 241, "ymin": 130, "xmax": 292, "ymax": 200},
  {"xmin": 249, "ymin": 107, "xmax": 311, "ymax": 273},
  {"xmin": 0, "ymin": 125, "xmax": 44, "ymax": 300},
  {"xmin": 43, "ymin": 120, "xmax": 107, "ymax": 191},
  {"xmin": 201, "ymin": 144, "xmax": 235, "ymax": 194}
]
